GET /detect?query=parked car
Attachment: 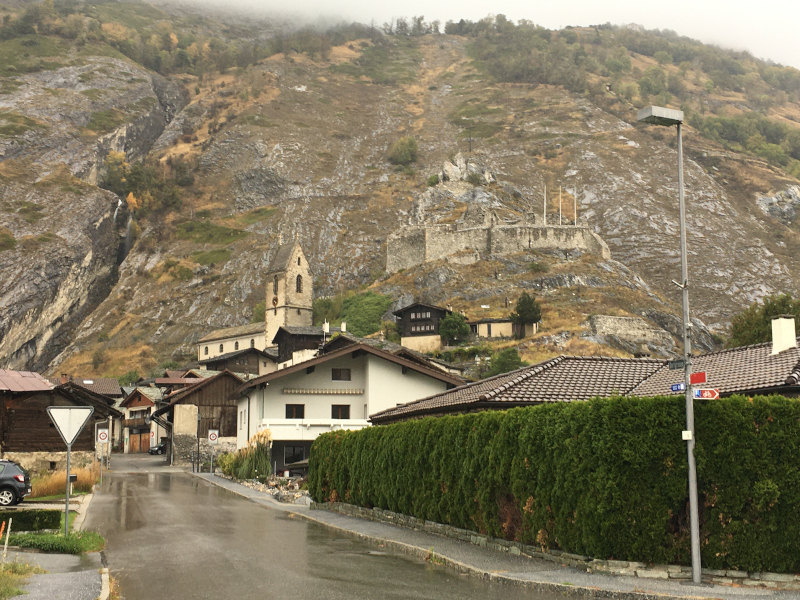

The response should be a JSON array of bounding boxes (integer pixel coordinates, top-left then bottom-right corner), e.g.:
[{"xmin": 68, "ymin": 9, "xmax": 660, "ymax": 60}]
[
  {"xmin": 0, "ymin": 459, "xmax": 32, "ymax": 506},
  {"xmin": 148, "ymin": 442, "xmax": 167, "ymax": 455}
]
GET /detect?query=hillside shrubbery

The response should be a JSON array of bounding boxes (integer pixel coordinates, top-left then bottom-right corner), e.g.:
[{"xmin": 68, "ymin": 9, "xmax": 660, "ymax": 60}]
[{"xmin": 309, "ymin": 395, "xmax": 800, "ymax": 572}]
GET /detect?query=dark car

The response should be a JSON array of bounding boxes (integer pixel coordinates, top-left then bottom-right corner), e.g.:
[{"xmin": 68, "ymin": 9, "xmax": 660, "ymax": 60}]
[
  {"xmin": 148, "ymin": 442, "xmax": 167, "ymax": 455},
  {"xmin": 0, "ymin": 459, "xmax": 32, "ymax": 506}
]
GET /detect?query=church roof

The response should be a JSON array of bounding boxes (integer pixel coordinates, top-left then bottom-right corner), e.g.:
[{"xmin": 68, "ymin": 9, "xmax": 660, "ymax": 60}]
[
  {"xmin": 198, "ymin": 322, "xmax": 265, "ymax": 343},
  {"xmin": 267, "ymin": 241, "xmax": 301, "ymax": 274}
]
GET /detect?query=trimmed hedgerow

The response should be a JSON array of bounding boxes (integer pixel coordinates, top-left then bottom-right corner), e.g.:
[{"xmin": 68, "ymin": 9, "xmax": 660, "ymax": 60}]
[
  {"xmin": 0, "ymin": 509, "xmax": 61, "ymax": 531},
  {"xmin": 308, "ymin": 395, "xmax": 800, "ymax": 573}
]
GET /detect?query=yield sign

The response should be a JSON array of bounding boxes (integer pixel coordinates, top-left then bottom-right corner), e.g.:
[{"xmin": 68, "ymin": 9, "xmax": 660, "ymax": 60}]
[{"xmin": 47, "ymin": 406, "xmax": 94, "ymax": 446}]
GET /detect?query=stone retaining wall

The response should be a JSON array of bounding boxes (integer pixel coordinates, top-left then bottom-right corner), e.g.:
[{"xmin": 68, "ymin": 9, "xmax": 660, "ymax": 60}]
[
  {"xmin": 313, "ymin": 502, "xmax": 800, "ymax": 591},
  {"xmin": 2, "ymin": 451, "xmax": 95, "ymax": 475}
]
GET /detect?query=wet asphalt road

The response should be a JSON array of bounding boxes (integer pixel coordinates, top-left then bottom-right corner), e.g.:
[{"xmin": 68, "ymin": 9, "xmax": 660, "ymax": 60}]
[{"xmin": 85, "ymin": 455, "xmax": 554, "ymax": 600}]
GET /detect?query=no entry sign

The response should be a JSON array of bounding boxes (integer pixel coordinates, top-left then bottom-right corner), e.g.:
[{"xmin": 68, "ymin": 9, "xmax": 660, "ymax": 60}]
[
  {"xmin": 97, "ymin": 428, "xmax": 109, "ymax": 443},
  {"xmin": 208, "ymin": 430, "xmax": 219, "ymax": 444}
]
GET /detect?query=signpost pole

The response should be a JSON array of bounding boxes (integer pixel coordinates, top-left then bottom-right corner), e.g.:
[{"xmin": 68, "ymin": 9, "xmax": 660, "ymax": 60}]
[{"xmin": 64, "ymin": 443, "xmax": 71, "ymax": 537}]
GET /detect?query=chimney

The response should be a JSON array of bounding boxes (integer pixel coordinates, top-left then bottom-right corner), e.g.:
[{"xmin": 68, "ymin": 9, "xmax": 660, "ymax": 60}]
[
  {"xmin": 341, "ymin": 321, "xmax": 347, "ymax": 333},
  {"xmin": 771, "ymin": 315, "xmax": 797, "ymax": 355}
]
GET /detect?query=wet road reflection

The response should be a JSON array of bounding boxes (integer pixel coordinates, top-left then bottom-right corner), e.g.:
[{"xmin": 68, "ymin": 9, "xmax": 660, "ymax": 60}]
[{"xmin": 86, "ymin": 471, "xmax": 557, "ymax": 600}]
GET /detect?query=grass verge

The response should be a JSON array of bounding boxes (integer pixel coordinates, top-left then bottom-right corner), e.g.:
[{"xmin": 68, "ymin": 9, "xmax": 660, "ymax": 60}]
[
  {"xmin": 0, "ymin": 562, "xmax": 45, "ymax": 600},
  {"xmin": 6, "ymin": 531, "xmax": 104, "ymax": 554}
]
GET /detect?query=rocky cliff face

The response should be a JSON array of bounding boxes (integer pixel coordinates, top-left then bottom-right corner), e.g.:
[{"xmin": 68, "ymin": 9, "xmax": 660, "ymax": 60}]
[
  {"xmin": 0, "ymin": 56, "xmax": 186, "ymax": 370},
  {"xmin": 2, "ymin": 32, "xmax": 799, "ymax": 374}
]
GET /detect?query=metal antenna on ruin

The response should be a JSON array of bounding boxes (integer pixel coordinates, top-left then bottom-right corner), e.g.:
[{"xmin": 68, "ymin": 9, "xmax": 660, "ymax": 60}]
[
  {"xmin": 559, "ymin": 186, "xmax": 562, "ymax": 226},
  {"xmin": 543, "ymin": 184, "xmax": 547, "ymax": 226}
]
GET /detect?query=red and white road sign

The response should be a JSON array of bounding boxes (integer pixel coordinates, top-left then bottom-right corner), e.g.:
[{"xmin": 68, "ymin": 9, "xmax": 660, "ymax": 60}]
[
  {"xmin": 690, "ymin": 372, "xmax": 707, "ymax": 385},
  {"xmin": 208, "ymin": 430, "xmax": 219, "ymax": 444},
  {"xmin": 150, "ymin": 431, "xmax": 155, "ymax": 438},
  {"xmin": 693, "ymin": 388, "xmax": 719, "ymax": 400},
  {"xmin": 97, "ymin": 429, "xmax": 109, "ymax": 443}
]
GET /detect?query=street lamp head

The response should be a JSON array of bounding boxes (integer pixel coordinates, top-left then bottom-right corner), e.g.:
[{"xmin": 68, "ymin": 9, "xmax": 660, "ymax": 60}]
[{"xmin": 637, "ymin": 105, "xmax": 684, "ymax": 127}]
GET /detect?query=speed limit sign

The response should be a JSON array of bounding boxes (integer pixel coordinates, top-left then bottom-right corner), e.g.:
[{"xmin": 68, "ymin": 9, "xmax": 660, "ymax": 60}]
[
  {"xmin": 208, "ymin": 430, "xmax": 219, "ymax": 444},
  {"xmin": 97, "ymin": 429, "xmax": 109, "ymax": 443}
]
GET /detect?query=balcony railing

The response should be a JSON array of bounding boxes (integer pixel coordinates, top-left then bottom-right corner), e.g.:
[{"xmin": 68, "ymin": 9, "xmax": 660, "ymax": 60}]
[{"xmin": 257, "ymin": 418, "xmax": 369, "ymax": 441}]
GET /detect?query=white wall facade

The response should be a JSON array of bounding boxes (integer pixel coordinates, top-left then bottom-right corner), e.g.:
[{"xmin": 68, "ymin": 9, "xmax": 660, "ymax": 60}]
[{"xmin": 236, "ymin": 353, "xmax": 451, "ymax": 449}]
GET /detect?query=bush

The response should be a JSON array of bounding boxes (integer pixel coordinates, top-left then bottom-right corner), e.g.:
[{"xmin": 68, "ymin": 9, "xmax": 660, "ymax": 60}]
[
  {"xmin": 220, "ymin": 430, "xmax": 272, "ymax": 482},
  {"xmin": 387, "ymin": 136, "xmax": 418, "ymax": 166},
  {"xmin": 7, "ymin": 531, "xmax": 104, "ymax": 554},
  {"xmin": 0, "ymin": 509, "xmax": 61, "ymax": 531},
  {"xmin": 426, "ymin": 174, "xmax": 440, "ymax": 186},
  {"xmin": 309, "ymin": 395, "xmax": 800, "ymax": 573}
]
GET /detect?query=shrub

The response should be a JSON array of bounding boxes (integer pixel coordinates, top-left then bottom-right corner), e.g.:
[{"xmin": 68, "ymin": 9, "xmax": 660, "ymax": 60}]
[
  {"xmin": 309, "ymin": 395, "xmax": 800, "ymax": 573},
  {"xmin": 220, "ymin": 429, "xmax": 272, "ymax": 482},
  {"xmin": 387, "ymin": 136, "xmax": 418, "ymax": 165},
  {"xmin": 6, "ymin": 531, "xmax": 104, "ymax": 554},
  {"xmin": 0, "ymin": 509, "xmax": 61, "ymax": 531},
  {"xmin": 426, "ymin": 174, "xmax": 440, "ymax": 186}
]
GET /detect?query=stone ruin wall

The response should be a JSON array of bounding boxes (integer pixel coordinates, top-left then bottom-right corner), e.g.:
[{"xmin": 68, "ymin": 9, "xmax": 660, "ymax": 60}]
[{"xmin": 386, "ymin": 224, "xmax": 611, "ymax": 273}]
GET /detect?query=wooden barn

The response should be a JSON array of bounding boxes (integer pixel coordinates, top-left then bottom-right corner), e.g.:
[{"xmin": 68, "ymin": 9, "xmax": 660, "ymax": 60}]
[
  {"xmin": 0, "ymin": 370, "xmax": 122, "ymax": 471},
  {"xmin": 151, "ymin": 370, "xmax": 243, "ymax": 438}
]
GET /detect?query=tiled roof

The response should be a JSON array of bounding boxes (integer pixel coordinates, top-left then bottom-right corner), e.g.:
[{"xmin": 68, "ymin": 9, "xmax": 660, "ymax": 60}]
[
  {"xmin": 0, "ymin": 369, "xmax": 53, "ymax": 392},
  {"xmin": 371, "ymin": 356, "xmax": 664, "ymax": 423},
  {"xmin": 73, "ymin": 377, "xmax": 122, "ymax": 397},
  {"xmin": 631, "ymin": 337, "xmax": 800, "ymax": 396},
  {"xmin": 240, "ymin": 342, "xmax": 464, "ymax": 393},
  {"xmin": 198, "ymin": 346, "xmax": 279, "ymax": 364},
  {"xmin": 393, "ymin": 302, "xmax": 449, "ymax": 317},
  {"xmin": 372, "ymin": 339, "xmax": 800, "ymax": 424},
  {"xmin": 198, "ymin": 322, "xmax": 265, "ymax": 343}
]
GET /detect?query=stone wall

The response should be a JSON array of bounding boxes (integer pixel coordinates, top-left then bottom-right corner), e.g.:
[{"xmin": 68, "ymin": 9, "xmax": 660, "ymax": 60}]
[
  {"xmin": 172, "ymin": 434, "xmax": 237, "ymax": 466},
  {"xmin": 2, "ymin": 451, "xmax": 95, "ymax": 475},
  {"xmin": 386, "ymin": 224, "xmax": 611, "ymax": 273},
  {"xmin": 314, "ymin": 502, "xmax": 800, "ymax": 591}
]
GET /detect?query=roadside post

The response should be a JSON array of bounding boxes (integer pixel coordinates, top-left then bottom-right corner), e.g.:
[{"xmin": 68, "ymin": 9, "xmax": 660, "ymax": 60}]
[
  {"xmin": 208, "ymin": 430, "xmax": 219, "ymax": 474},
  {"xmin": 96, "ymin": 426, "xmax": 109, "ymax": 486},
  {"xmin": 47, "ymin": 406, "xmax": 94, "ymax": 537}
]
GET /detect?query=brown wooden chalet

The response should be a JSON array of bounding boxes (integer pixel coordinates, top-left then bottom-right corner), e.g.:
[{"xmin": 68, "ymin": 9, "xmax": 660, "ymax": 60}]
[
  {"xmin": 151, "ymin": 370, "xmax": 243, "ymax": 437},
  {"xmin": 393, "ymin": 302, "xmax": 451, "ymax": 338},
  {"xmin": 1, "ymin": 369, "xmax": 122, "ymax": 453},
  {"xmin": 198, "ymin": 346, "xmax": 279, "ymax": 375},
  {"xmin": 272, "ymin": 325, "xmax": 342, "ymax": 364}
]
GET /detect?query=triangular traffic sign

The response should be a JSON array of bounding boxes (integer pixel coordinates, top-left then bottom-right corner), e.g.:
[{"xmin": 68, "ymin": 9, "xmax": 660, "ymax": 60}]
[{"xmin": 47, "ymin": 406, "xmax": 94, "ymax": 446}]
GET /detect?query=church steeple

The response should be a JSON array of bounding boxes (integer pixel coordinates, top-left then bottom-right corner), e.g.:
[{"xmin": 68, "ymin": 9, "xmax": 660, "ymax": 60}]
[{"xmin": 265, "ymin": 239, "xmax": 312, "ymax": 346}]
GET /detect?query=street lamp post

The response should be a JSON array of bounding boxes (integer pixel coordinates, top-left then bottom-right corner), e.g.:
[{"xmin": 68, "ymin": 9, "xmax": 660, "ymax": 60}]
[{"xmin": 637, "ymin": 105, "xmax": 702, "ymax": 584}]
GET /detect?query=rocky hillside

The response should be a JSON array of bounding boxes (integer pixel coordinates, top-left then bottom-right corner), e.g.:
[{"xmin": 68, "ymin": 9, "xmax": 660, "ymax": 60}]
[{"xmin": 1, "ymin": 2, "xmax": 799, "ymax": 376}]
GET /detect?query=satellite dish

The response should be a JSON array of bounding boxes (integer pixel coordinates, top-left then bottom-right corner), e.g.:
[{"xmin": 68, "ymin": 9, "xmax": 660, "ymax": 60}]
[{"xmin": 145, "ymin": 416, "xmax": 151, "ymax": 425}]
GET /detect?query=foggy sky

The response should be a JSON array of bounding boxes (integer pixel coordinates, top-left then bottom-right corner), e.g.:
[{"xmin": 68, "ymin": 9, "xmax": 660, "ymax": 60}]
[{"xmin": 201, "ymin": 0, "xmax": 800, "ymax": 70}]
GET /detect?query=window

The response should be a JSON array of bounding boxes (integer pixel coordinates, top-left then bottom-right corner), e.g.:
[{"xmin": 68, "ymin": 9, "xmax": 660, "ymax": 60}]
[
  {"xmin": 331, "ymin": 404, "xmax": 350, "ymax": 419},
  {"xmin": 219, "ymin": 344, "xmax": 224, "ymax": 353},
  {"xmin": 332, "ymin": 368, "xmax": 351, "ymax": 381},
  {"xmin": 273, "ymin": 275, "xmax": 278, "ymax": 294},
  {"xmin": 285, "ymin": 404, "xmax": 305, "ymax": 419},
  {"xmin": 234, "ymin": 341, "xmax": 239, "ymax": 350},
  {"xmin": 285, "ymin": 445, "xmax": 304, "ymax": 465},
  {"xmin": 297, "ymin": 257, "xmax": 301, "ymax": 266},
  {"xmin": 296, "ymin": 274, "xmax": 303, "ymax": 293},
  {"xmin": 204, "ymin": 346, "xmax": 208, "ymax": 355},
  {"xmin": 250, "ymin": 339, "xmax": 255, "ymax": 348}
]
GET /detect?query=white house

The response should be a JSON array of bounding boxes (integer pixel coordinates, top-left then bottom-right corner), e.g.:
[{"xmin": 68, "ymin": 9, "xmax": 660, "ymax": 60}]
[{"xmin": 236, "ymin": 342, "xmax": 463, "ymax": 471}]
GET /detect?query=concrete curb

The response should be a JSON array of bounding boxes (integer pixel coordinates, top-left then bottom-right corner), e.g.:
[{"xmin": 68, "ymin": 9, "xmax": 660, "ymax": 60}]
[
  {"xmin": 73, "ymin": 492, "xmax": 93, "ymax": 531},
  {"xmin": 98, "ymin": 567, "xmax": 110, "ymax": 600}
]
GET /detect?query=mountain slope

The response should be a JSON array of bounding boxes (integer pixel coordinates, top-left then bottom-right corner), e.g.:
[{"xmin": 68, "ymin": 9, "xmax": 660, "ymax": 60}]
[{"xmin": 1, "ymin": 4, "xmax": 799, "ymax": 375}]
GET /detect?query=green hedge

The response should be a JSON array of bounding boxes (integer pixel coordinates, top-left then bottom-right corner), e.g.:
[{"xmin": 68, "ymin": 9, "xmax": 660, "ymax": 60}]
[
  {"xmin": 0, "ymin": 509, "xmax": 61, "ymax": 531},
  {"xmin": 308, "ymin": 395, "xmax": 800, "ymax": 572}
]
